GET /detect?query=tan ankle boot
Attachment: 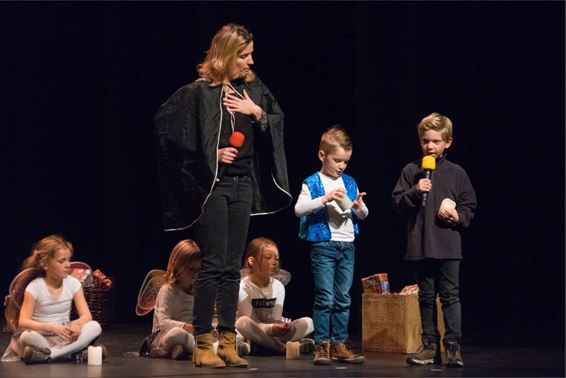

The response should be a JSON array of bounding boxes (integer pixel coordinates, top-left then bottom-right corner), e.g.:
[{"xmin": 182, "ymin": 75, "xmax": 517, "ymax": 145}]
[
  {"xmin": 193, "ymin": 333, "xmax": 226, "ymax": 368},
  {"xmin": 217, "ymin": 331, "xmax": 248, "ymax": 367}
]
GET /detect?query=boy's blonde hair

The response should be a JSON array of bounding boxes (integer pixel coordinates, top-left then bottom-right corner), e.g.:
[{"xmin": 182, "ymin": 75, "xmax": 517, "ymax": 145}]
[
  {"xmin": 197, "ymin": 23, "xmax": 255, "ymax": 84},
  {"xmin": 319, "ymin": 125, "xmax": 352, "ymax": 154},
  {"xmin": 5, "ymin": 234, "xmax": 74, "ymax": 331},
  {"xmin": 417, "ymin": 112, "xmax": 453, "ymax": 141},
  {"xmin": 244, "ymin": 237, "xmax": 280, "ymax": 275},
  {"xmin": 165, "ymin": 239, "xmax": 201, "ymax": 284}
]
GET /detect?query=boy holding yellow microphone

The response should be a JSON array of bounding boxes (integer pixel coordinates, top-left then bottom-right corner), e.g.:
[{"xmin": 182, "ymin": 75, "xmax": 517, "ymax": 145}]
[{"xmin": 392, "ymin": 113, "xmax": 477, "ymax": 368}]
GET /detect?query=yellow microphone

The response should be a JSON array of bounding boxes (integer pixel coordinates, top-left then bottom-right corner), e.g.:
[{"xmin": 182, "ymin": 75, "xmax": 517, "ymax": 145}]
[{"xmin": 421, "ymin": 156, "xmax": 436, "ymax": 207}]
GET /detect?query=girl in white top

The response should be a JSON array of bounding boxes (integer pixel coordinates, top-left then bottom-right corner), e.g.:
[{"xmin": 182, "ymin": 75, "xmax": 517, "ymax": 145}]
[
  {"xmin": 236, "ymin": 237, "xmax": 314, "ymax": 354},
  {"xmin": 2, "ymin": 235, "xmax": 102, "ymax": 364},
  {"xmin": 148, "ymin": 239, "xmax": 202, "ymax": 360}
]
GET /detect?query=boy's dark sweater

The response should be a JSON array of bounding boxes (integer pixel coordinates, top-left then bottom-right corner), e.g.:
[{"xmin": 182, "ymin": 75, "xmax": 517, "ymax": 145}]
[{"xmin": 392, "ymin": 155, "xmax": 477, "ymax": 260}]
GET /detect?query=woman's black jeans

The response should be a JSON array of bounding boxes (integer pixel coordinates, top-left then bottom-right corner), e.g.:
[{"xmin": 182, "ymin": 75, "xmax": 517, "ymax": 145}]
[{"xmin": 193, "ymin": 175, "xmax": 252, "ymax": 335}]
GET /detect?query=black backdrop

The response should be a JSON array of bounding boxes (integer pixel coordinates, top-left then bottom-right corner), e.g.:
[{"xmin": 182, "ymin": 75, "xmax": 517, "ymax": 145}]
[{"xmin": 1, "ymin": 2, "xmax": 564, "ymax": 346}]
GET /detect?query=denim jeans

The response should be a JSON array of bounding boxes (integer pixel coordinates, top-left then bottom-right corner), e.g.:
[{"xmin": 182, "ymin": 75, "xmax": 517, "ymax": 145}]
[
  {"xmin": 193, "ymin": 175, "xmax": 252, "ymax": 335},
  {"xmin": 310, "ymin": 241, "xmax": 355, "ymax": 344},
  {"xmin": 413, "ymin": 259, "xmax": 462, "ymax": 346}
]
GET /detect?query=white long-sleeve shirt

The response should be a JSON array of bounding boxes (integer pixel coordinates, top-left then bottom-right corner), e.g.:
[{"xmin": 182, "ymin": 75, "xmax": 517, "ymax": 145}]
[
  {"xmin": 152, "ymin": 283, "xmax": 194, "ymax": 334},
  {"xmin": 294, "ymin": 172, "xmax": 369, "ymax": 242}
]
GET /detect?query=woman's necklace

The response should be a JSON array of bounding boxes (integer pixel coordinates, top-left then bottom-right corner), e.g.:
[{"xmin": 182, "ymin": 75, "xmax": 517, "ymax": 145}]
[
  {"xmin": 222, "ymin": 82, "xmax": 235, "ymax": 95},
  {"xmin": 221, "ymin": 82, "xmax": 245, "ymax": 134}
]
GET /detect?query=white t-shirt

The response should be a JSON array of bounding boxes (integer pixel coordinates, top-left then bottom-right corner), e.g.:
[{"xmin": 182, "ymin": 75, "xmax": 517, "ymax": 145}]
[
  {"xmin": 25, "ymin": 276, "xmax": 82, "ymax": 326},
  {"xmin": 238, "ymin": 275, "xmax": 285, "ymax": 325},
  {"xmin": 295, "ymin": 172, "xmax": 369, "ymax": 242},
  {"xmin": 152, "ymin": 282, "xmax": 195, "ymax": 333}
]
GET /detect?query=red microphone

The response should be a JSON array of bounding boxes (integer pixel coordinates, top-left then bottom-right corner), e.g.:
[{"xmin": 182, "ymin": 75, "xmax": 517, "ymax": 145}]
[
  {"xmin": 229, "ymin": 131, "xmax": 245, "ymax": 148},
  {"xmin": 218, "ymin": 131, "xmax": 245, "ymax": 179}
]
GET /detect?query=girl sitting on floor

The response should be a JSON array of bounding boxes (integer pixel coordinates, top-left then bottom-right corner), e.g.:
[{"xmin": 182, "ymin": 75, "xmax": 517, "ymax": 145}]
[
  {"xmin": 146, "ymin": 239, "xmax": 202, "ymax": 360},
  {"xmin": 236, "ymin": 237, "xmax": 315, "ymax": 355},
  {"xmin": 2, "ymin": 234, "xmax": 103, "ymax": 364}
]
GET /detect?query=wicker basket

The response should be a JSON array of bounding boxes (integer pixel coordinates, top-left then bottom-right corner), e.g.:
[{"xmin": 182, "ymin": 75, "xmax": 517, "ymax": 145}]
[
  {"xmin": 72, "ymin": 281, "xmax": 115, "ymax": 329},
  {"xmin": 85, "ymin": 283, "xmax": 114, "ymax": 328},
  {"xmin": 361, "ymin": 293, "xmax": 444, "ymax": 353}
]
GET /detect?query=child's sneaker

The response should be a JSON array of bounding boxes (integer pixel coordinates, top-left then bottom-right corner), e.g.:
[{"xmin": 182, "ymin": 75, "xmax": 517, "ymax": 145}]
[
  {"xmin": 170, "ymin": 344, "xmax": 190, "ymax": 360},
  {"xmin": 23, "ymin": 346, "xmax": 51, "ymax": 365},
  {"xmin": 445, "ymin": 342, "xmax": 464, "ymax": 368},
  {"xmin": 73, "ymin": 348, "xmax": 88, "ymax": 363},
  {"xmin": 313, "ymin": 341, "xmax": 331, "ymax": 365},
  {"xmin": 299, "ymin": 338, "xmax": 315, "ymax": 355},
  {"xmin": 406, "ymin": 342, "xmax": 441, "ymax": 365},
  {"xmin": 331, "ymin": 341, "xmax": 365, "ymax": 364},
  {"xmin": 74, "ymin": 345, "xmax": 108, "ymax": 363},
  {"xmin": 237, "ymin": 339, "xmax": 251, "ymax": 357}
]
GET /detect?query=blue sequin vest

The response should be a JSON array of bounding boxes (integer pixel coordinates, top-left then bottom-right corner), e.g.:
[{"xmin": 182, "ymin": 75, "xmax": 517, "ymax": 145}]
[{"xmin": 298, "ymin": 172, "xmax": 359, "ymax": 241}]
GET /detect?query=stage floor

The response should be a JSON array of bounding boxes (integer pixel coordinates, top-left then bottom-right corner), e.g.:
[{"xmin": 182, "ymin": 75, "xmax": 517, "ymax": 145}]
[{"xmin": 1, "ymin": 323, "xmax": 563, "ymax": 378}]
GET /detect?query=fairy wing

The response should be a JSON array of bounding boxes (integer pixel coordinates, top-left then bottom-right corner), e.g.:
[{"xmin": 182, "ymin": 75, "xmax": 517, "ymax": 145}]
[
  {"xmin": 274, "ymin": 269, "xmax": 292, "ymax": 286},
  {"xmin": 239, "ymin": 268, "xmax": 292, "ymax": 286},
  {"xmin": 70, "ymin": 261, "xmax": 91, "ymax": 271},
  {"xmin": 7, "ymin": 268, "xmax": 38, "ymax": 309},
  {"xmin": 69, "ymin": 261, "xmax": 93, "ymax": 286},
  {"xmin": 240, "ymin": 268, "xmax": 251, "ymax": 280},
  {"xmin": 135, "ymin": 269, "xmax": 166, "ymax": 316}
]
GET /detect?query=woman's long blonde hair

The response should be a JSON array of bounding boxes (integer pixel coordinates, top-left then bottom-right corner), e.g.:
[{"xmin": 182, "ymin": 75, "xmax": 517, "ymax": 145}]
[
  {"xmin": 197, "ymin": 23, "xmax": 255, "ymax": 84},
  {"xmin": 4, "ymin": 234, "xmax": 74, "ymax": 331}
]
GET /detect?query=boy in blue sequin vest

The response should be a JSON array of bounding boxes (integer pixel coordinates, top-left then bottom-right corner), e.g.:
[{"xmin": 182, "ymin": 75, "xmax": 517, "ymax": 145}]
[{"xmin": 294, "ymin": 125, "xmax": 368, "ymax": 365}]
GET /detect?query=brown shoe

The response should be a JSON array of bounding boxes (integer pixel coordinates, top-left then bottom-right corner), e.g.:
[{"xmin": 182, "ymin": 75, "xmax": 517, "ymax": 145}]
[
  {"xmin": 331, "ymin": 341, "xmax": 365, "ymax": 364},
  {"xmin": 193, "ymin": 333, "xmax": 226, "ymax": 368},
  {"xmin": 313, "ymin": 341, "xmax": 331, "ymax": 365},
  {"xmin": 445, "ymin": 342, "xmax": 464, "ymax": 368},
  {"xmin": 217, "ymin": 332, "xmax": 248, "ymax": 367},
  {"xmin": 406, "ymin": 342, "xmax": 441, "ymax": 365}
]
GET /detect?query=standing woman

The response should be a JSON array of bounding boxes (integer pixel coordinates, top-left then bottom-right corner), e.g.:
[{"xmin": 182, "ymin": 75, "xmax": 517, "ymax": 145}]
[{"xmin": 154, "ymin": 23, "xmax": 291, "ymax": 368}]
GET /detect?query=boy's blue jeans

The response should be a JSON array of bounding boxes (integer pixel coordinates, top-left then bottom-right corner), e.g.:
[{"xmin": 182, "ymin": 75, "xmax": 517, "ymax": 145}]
[
  {"xmin": 310, "ymin": 241, "xmax": 355, "ymax": 344},
  {"xmin": 193, "ymin": 175, "xmax": 252, "ymax": 335},
  {"xmin": 414, "ymin": 259, "xmax": 462, "ymax": 347}
]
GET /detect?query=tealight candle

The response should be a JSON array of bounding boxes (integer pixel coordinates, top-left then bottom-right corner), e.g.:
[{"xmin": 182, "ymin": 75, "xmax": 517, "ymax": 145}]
[
  {"xmin": 87, "ymin": 346, "xmax": 103, "ymax": 365},
  {"xmin": 285, "ymin": 341, "xmax": 300, "ymax": 360}
]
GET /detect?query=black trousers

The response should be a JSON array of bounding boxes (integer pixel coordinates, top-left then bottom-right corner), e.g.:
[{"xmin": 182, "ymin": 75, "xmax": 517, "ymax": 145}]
[
  {"xmin": 414, "ymin": 259, "xmax": 462, "ymax": 346},
  {"xmin": 193, "ymin": 175, "xmax": 252, "ymax": 335}
]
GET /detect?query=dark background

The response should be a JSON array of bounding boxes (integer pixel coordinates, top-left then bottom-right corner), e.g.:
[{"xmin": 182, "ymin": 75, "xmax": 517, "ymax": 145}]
[{"xmin": 1, "ymin": 2, "xmax": 563, "ymax": 347}]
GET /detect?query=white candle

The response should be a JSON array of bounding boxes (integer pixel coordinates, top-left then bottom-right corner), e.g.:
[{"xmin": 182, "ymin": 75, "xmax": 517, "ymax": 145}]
[
  {"xmin": 87, "ymin": 346, "xmax": 103, "ymax": 365},
  {"xmin": 285, "ymin": 341, "xmax": 300, "ymax": 360}
]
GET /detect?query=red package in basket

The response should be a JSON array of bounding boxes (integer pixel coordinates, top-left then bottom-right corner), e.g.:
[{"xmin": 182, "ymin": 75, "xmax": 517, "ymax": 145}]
[
  {"xmin": 92, "ymin": 269, "xmax": 113, "ymax": 288},
  {"xmin": 361, "ymin": 273, "xmax": 390, "ymax": 294}
]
